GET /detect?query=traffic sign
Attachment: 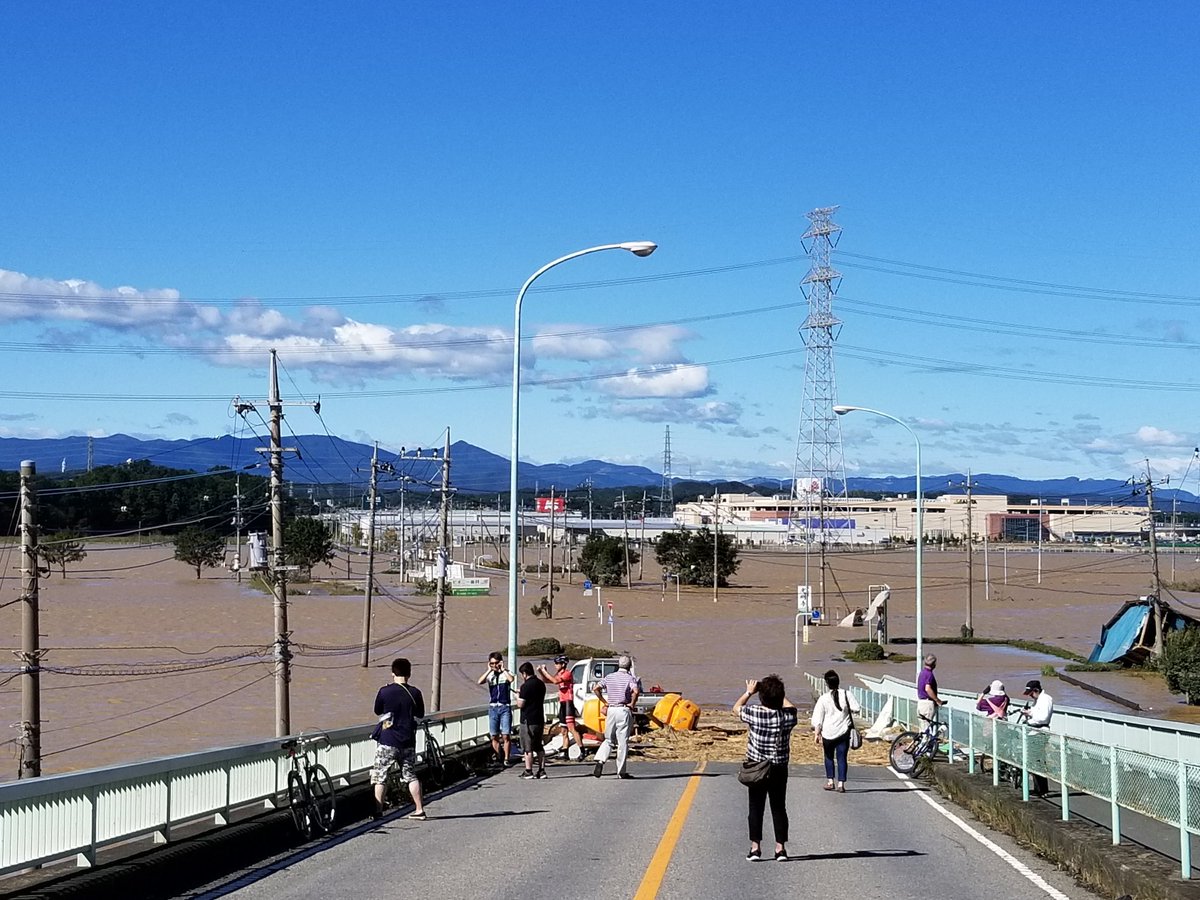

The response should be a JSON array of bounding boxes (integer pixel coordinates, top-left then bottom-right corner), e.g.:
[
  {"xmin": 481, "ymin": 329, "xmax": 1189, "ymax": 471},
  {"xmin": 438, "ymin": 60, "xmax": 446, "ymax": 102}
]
[{"xmin": 607, "ymin": 601, "xmax": 613, "ymax": 610}]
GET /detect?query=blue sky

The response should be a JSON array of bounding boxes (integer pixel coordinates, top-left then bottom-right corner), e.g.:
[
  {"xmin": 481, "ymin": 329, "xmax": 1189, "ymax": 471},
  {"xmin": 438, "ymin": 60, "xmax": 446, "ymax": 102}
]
[{"xmin": 2, "ymin": 4, "xmax": 1199, "ymax": 485}]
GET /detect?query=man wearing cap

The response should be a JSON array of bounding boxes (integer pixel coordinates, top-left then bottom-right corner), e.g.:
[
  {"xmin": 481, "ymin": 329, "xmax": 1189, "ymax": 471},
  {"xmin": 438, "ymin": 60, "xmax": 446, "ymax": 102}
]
[
  {"xmin": 537, "ymin": 655, "xmax": 583, "ymax": 760},
  {"xmin": 593, "ymin": 655, "xmax": 641, "ymax": 779},
  {"xmin": 1018, "ymin": 679, "xmax": 1054, "ymax": 796},
  {"xmin": 916, "ymin": 654, "xmax": 944, "ymax": 728}
]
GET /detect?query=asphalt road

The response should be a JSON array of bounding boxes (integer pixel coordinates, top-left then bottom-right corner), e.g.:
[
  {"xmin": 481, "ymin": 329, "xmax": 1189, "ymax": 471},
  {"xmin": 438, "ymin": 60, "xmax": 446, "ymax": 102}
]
[{"xmin": 187, "ymin": 762, "xmax": 1096, "ymax": 900}]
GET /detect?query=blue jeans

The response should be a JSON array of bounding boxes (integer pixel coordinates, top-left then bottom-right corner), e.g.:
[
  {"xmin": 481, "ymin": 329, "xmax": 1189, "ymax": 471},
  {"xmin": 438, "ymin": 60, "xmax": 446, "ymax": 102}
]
[
  {"xmin": 822, "ymin": 732, "xmax": 850, "ymax": 782},
  {"xmin": 488, "ymin": 704, "xmax": 512, "ymax": 736}
]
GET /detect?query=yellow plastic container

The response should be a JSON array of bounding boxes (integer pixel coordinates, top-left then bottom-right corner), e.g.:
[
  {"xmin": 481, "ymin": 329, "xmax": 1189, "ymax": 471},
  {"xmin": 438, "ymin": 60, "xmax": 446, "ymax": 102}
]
[
  {"xmin": 669, "ymin": 698, "xmax": 701, "ymax": 731},
  {"xmin": 651, "ymin": 693, "xmax": 682, "ymax": 729},
  {"xmin": 581, "ymin": 697, "xmax": 606, "ymax": 735}
]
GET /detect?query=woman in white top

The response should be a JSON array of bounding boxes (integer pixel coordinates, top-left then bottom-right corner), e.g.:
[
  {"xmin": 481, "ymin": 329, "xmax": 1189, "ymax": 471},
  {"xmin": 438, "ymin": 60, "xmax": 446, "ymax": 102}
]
[{"xmin": 810, "ymin": 669, "xmax": 861, "ymax": 793}]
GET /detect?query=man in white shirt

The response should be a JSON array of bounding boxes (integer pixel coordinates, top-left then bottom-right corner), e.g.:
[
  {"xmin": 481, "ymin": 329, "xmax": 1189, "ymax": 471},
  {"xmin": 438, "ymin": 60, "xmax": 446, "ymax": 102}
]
[{"xmin": 1018, "ymin": 679, "xmax": 1054, "ymax": 796}]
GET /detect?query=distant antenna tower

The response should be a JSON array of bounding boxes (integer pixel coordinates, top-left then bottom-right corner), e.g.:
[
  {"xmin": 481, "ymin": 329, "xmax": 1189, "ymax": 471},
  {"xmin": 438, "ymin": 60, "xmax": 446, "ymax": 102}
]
[
  {"xmin": 659, "ymin": 426, "xmax": 674, "ymax": 518},
  {"xmin": 87, "ymin": 436, "xmax": 94, "ymax": 473},
  {"xmin": 791, "ymin": 206, "xmax": 849, "ymax": 541}
]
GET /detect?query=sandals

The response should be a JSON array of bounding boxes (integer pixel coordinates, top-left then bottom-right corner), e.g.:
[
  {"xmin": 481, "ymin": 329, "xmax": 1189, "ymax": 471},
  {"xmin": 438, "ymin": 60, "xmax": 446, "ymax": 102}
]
[{"xmin": 406, "ymin": 811, "xmax": 428, "ymax": 820}]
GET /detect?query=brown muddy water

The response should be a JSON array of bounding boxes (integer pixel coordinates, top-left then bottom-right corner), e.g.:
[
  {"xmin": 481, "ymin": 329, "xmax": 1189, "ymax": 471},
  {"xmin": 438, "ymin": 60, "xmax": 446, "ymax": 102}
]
[{"xmin": 2, "ymin": 542, "xmax": 1197, "ymax": 776}]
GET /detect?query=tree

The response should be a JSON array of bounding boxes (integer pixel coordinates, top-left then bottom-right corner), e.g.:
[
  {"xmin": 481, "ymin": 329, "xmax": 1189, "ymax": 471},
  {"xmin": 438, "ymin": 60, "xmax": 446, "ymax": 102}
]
[
  {"xmin": 1159, "ymin": 625, "xmax": 1200, "ymax": 704},
  {"xmin": 174, "ymin": 526, "xmax": 225, "ymax": 579},
  {"xmin": 38, "ymin": 531, "xmax": 88, "ymax": 578},
  {"xmin": 654, "ymin": 527, "xmax": 740, "ymax": 587},
  {"xmin": 578, "ymin": 534, "xmax": 638, "ymax": 587},
  {"xmin": 286, "ymin": 516, "xmax": 336, "ymax": 578}
]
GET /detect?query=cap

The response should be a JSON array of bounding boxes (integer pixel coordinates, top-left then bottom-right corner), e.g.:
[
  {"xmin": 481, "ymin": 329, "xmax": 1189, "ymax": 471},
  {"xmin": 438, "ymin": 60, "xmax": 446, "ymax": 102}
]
[
  {"xmin": 1023, "ymin": 679, "xmax": 1042, "ymax": 695},
  {"xmin": 553, "ymin": 655, "xmax": 569, "ymax": 665},
  {"xmin": 618, "ymin": 655, "xmax": 632, "ymax": 670},
  {"xmin": 988, "ymin": 680, "xmax": 1005, "ymax": 695}
]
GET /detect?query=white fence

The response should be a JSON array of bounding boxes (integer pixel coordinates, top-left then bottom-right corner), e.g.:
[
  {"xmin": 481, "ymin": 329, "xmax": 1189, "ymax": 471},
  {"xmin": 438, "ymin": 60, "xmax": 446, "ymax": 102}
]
[{"xmin": 0, "ymin": 701, "xmax": 549, "ymax": 879}]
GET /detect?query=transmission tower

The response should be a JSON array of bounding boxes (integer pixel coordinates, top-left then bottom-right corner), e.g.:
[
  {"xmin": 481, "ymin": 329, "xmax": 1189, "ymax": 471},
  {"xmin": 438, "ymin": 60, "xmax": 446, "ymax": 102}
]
[
  {"xmin": 791, "ymin": 206, "xmax": 849, "ymax": 544},
  {"xmin": 659, "ymin": 425, "xmax": 674, "ymax": 518}
]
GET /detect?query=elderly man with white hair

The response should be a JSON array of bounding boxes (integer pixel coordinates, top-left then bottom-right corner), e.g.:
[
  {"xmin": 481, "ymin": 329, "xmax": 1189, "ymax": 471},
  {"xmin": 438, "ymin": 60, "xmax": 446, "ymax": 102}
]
[{"xmin": 592, "ymin": 655, "xmax": 640, "ymax": 779}]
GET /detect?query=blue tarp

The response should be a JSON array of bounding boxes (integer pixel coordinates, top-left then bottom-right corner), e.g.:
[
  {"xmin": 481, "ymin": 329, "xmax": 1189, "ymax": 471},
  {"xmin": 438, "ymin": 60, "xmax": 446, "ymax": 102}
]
[{"xmin": 1088, "ymin": 603, "xmax": 1148, "ymax": 663}]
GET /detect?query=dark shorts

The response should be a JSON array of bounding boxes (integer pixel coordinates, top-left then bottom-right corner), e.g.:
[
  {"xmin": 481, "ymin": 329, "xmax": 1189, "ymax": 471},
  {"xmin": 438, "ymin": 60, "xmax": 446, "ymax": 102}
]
[
  {"xmin": 558, "ymin": 701, "xmax": 576, "ymax": 725},
  {"xmin": 520, "ymin": 720, "xmax": 545, "ymax": 753}
]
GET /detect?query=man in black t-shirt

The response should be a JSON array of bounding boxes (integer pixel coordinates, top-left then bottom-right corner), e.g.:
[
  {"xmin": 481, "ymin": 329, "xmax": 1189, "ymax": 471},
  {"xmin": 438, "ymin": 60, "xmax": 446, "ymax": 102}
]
[
  {"xmin": 371, "ymin": 657, "xmax": 427, "ymax": 819},
  {"xmin": 516, "ymin": 662, "xmax": 547, "ymax": 779}
]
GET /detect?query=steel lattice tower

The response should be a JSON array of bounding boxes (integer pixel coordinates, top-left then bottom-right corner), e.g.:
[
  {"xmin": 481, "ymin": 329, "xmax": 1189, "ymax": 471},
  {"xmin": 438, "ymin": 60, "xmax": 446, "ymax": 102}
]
[
  {"xmin": 791, "ymin": 206, "xmax": 849, "ymax": 542},
  {"xmin": 659, "ymin": 425, "xmax": 674, "ymax": 518}
]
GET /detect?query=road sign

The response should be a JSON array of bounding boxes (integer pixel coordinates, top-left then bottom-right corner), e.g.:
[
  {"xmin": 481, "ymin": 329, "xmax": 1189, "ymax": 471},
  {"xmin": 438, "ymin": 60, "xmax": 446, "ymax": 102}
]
[
  {"xmin": 797, "ymin": 585, "xmax": 811, "ymax": 615},
  {"xmin": 607, "ymin": 612, "xmax": 614, "ymax": 625}
]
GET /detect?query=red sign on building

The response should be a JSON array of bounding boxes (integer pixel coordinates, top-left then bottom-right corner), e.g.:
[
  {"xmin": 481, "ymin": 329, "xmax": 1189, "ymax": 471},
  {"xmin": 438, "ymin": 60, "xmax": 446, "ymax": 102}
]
[{"xmin": 536, "ymin": 497, "xmax": 566, "ymax": 513}]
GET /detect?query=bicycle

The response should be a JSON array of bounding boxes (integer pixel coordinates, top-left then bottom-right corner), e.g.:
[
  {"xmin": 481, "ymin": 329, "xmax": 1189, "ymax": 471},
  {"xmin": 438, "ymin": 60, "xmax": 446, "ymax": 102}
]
[
  {"xmin": 382, "ymin": 719, "xmax": 447, "ymax": 811},
  {"xmin": 282, "ymin": 733, "xmax": 336, "ymax": 839},
  {"xmin": 889, "ymin": 710, "xmax": 945, "ymax": 775}
]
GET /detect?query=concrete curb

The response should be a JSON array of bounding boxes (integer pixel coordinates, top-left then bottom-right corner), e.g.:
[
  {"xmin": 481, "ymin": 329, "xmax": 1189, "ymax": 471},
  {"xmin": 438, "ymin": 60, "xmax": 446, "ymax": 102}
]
[{"xmin": 926, "ymin": 762, "xmax": 1200, "ymax": 900}]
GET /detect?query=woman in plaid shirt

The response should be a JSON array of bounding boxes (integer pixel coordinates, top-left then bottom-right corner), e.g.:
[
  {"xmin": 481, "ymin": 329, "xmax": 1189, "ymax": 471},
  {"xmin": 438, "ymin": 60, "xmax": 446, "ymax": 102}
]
[{"xmin": 734, "ymin": 674, "xmax": 798, "ymax": 861}]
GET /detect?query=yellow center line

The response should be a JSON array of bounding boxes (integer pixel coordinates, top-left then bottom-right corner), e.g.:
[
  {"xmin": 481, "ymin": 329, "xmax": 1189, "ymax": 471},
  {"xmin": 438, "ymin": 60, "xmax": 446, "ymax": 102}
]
[{"xmin": 633, "ymin": 760, "xmax": 707, "ymax": 900}]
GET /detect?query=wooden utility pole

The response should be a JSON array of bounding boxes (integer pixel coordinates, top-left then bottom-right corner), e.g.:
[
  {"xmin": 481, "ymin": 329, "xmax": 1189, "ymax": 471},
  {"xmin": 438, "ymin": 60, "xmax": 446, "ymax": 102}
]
[
  {"xmin": 1142, "ymin": 461, "xmax": 1166, "ymax": 655},
  {"xmin": 19, "ymin": 460, "xmax": 41, "ymax": 779},
  {"xmin": 547, "ymin": 486, "xmax": 556, "ymax": 618},
  {"xmin": 951, "ymin": 472, "xmax": 976, "ymax": 636},
  {"xmin": 713, "ymin": 492, "xmax": 720, "ymax": 602},
  {"xmin": 639, "ymin": 491, "xmax": 647, "ymax": 581},
  {"xmin": 619, "ymin": 491, "xmax": 633, "ymax": 589},
  {"xmin": 430, "ymin": 432, "xmax": 451, "ymax": 711}
]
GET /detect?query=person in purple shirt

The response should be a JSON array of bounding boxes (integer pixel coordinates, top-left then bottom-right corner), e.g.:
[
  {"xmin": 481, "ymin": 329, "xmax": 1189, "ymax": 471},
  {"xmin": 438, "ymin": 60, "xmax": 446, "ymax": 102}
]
[{"xmin": 916, "ymin": 654, "xmax": 944, "ymax": 729}]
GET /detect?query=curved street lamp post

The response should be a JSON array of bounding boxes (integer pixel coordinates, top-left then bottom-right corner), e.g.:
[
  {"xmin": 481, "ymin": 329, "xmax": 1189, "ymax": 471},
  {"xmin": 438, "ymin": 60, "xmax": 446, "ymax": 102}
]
[
  {"xmin": 833, "ymin": 405, "xmax": 924, "ymax": 679},
  {"xmin": 508, "ymin": 242, "xmax": 657, "ymax": 668}
]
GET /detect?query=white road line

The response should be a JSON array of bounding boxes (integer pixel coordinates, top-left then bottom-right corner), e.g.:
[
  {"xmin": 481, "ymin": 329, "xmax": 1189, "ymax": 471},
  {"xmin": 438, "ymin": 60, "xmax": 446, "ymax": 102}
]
[{"xmin": 889, "ymin": 767, "xmax": 1072, "ymax": 900}]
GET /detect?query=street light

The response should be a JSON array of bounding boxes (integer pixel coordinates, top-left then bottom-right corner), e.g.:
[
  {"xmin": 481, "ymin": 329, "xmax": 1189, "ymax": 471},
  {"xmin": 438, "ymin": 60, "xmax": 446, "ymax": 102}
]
[
  {"xmin": 508, "ymin": 242, "xmax": 657, "ymax": 668},
  {"xmin": 833, "ymin": 404, "xmax": 924, "ymax": 679}
]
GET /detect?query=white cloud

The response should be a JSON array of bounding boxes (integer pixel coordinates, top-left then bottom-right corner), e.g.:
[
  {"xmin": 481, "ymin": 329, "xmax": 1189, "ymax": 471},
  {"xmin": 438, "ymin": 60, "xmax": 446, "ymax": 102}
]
[
  {"xmin": 1133, "ymin": 425, "xmax": 1187, "ymax": 447},
  {"xmin": 601, "ymin": 364, "xmax": 710, "ymax": 399}
]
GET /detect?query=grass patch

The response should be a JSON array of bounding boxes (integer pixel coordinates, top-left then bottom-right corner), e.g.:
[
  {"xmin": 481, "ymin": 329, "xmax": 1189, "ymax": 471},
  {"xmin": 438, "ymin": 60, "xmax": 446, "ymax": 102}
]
[{"xmin": 1064, "ymin": 661, "xmax": 1126, "ymax": 672}]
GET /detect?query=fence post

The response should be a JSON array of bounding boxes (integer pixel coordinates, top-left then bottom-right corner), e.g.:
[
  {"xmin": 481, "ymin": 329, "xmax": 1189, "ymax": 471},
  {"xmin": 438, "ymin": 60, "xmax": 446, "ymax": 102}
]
[
  {"xmin": 992, "ymin": 720, "xmax": 1000, "ymax": 787},
  {"xmin": 1021, "ymin": 726, "xmax": 1030, "ymax": 801},
  {"xmin": 1109, "ymin": 746, "xmax": 1121, "ymax": 845},
  {"xmin": 968, "ymin": 712, "xmax": 975, "ymax": 774},
  {"xmin": 1059, "ymin": 735, "xmax": 1069, "ymax": 822},
  {"xmin": 1180, "ymin": 759, "xmax": 1191, "ymax": 879}
]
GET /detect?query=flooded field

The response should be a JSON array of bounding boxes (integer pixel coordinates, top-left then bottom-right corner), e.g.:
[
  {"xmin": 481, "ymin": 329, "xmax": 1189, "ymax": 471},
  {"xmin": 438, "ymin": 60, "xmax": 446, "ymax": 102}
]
[{"xmin": 2, "ymin": 542, "xmax": 1197, "ymax": 776}]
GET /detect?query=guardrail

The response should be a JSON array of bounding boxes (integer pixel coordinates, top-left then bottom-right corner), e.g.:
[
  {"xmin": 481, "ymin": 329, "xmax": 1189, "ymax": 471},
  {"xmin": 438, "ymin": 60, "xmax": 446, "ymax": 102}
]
[
  {"xmin": 0, "ymin": 700, "xmax": 555, "ymax": 879},
  {"xmin": 806, "ymin": 672, "xmax": 1200, "ymax": 879}
]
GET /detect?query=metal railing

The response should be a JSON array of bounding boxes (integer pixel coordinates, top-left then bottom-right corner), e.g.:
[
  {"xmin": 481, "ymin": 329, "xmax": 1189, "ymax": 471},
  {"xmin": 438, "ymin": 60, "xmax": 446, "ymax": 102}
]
[
  {"xmin": 0, "ymin": 699, "xmax": 555, "ymax": 879},
  {"xmin": 807, "ymin": 672, "xmax": 1200, "ymax": 879}
]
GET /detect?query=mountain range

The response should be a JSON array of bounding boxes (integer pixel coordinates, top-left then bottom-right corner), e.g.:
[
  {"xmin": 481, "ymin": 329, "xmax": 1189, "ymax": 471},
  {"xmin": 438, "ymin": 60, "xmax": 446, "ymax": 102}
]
[{"xmin": 0, "ymin": 433, "xmax": 1195, "ymax": 508}]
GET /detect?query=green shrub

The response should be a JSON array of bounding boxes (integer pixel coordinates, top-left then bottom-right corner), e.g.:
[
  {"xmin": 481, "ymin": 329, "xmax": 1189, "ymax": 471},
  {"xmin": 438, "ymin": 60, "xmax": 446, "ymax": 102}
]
[
  {"xmin": 518, "ymin": 637, "xmax": 562, "ymax": 656},
  {"xmin": 846, "ymin": 641, "xmax": 886, "ymax": 661},
  {"xmin": 1041, "ymin": 664, "xmax": 1056, "ymax": 677},
  {"xmin": 1159, "ymin": 626, "xmax": 1200, "ymax": 704}
]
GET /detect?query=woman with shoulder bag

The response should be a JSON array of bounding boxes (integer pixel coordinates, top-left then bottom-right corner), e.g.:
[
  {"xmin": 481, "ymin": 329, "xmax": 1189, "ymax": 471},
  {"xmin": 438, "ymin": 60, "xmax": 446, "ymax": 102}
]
[
  {"xmin": 734, "ymin": 674, "xmax": 798, "ymax": 862},
  {"xmin": 811, "ymin": 669, "xmax": 861, "ymax": 793}
]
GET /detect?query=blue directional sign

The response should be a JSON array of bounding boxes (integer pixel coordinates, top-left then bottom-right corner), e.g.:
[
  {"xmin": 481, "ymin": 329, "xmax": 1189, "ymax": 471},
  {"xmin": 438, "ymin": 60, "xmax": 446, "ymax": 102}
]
[{"xmin": 583, "ymin": 579, "xmax": 593, "ymax": 590}]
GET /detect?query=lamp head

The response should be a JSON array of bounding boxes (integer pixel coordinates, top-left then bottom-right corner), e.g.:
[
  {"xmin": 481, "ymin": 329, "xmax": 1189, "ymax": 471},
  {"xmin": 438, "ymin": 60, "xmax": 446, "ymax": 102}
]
[
  {"xmin": 833, "ymin": 405, "xmax": 854, "ymax": 415},
  {"xmin": 620, "ymin": 241, "xmax": 658, "ymax": 257}
]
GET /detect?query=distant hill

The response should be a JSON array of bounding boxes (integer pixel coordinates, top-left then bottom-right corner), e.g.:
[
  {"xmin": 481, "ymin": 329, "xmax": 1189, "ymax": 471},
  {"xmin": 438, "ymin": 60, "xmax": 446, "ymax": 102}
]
[{"xmin": 1, "ymin": 434, "xmax": 1195, "ymax": 508}]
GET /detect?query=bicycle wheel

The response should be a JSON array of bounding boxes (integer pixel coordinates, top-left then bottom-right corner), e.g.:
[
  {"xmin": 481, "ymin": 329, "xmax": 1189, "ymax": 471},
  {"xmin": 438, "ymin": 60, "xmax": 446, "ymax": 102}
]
[
  {"xmin": 307, "ymin": 764, "xmax": 337, "ymax": 834},
  {"xmin": 889, "ymin": 731, "xmax": 921, "ymax": 774},
  {"xmin": 287, "ymin": 770, "xmax": 314, "ymax": 838},
  {"xmin": 383, "ymin": 761, "xmax": 407, "ymax": 810},
  {"xmin": 423, "ymin": 734, "xmax": 446, "ymax": 789}
]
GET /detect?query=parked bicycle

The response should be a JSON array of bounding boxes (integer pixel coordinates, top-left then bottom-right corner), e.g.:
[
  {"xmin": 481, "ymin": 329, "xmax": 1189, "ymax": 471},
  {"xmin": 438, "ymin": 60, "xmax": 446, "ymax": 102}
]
[
  {"xmin": 282, "ymin": 733, "xmax": 336, "ymax": 839},
  {"xmin": 382, "ymin": 719, "xmax": 447, "ymax": 811},
  {"xmin": 889, "ymin": 710, "xmax": 945, "ymax": 775}
]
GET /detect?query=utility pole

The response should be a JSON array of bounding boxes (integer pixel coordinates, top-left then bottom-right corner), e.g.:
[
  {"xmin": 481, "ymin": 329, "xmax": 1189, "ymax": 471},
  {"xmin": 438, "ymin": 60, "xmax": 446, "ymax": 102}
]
[
  {"xmin": 950, "ymin": 471, "xmax": 976, "ymax": 636},
  {"xmin": 231, "ymin": 472, "xmax": 245, "ymax": 583},
  {"xmin": 547, "ymin": 486, "xmax": 556, "ymax": 618},
  {"xmin": 18, "ymin": 460, "xmax": 41, "ymax": 779},
  {"xmin": 1132, "ymin": 462, "xmax": 1169, "ymax": 655},
  {"xmin": 619, "ymin": 491, "xmax": 633, "ymax": 589},
  {"xmin": 233, "ymin": 349, "xmax": 318, "ymax": 738},
  {"xmin": 430, "ymin": 433, "xmax": 452, "ymax": 711},
  {"xmin": 713, "ymin": 492, "xmax": 720, "ymax": 603},
  {"xmin": 361, "ymin": 443, "xmax": 380, "ymax": 668},
  {"xmin": 585, "ymin": 479, "xmax": 594, "ymax": 533},
  {"xmin": 638, "ymin": 491, "xmax": 647, "ymax": 580}
]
